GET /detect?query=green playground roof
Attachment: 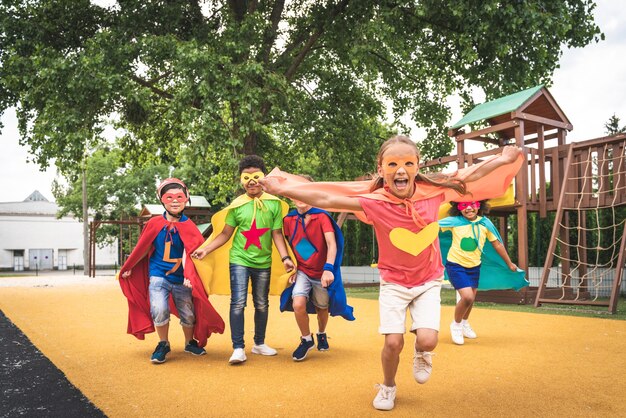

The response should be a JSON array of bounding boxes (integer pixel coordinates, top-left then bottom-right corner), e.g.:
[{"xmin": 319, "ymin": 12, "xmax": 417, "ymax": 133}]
[{"xmin": 450, "ymin": 85, "xmax": 544, "ymax": 129}]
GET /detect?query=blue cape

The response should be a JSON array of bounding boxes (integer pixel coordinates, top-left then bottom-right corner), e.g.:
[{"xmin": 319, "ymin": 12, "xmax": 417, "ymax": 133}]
[
  {"xmin": 280, "ymin": 208, "xmax": 355, "ymax": 321},
  {"xmin": 438, "ymin": 216, "xmax": 528, "ymax": 291}
]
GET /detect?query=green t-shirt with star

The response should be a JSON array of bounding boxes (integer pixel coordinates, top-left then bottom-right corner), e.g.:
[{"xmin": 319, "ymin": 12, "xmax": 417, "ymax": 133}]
[{"xmin": 225, "ymin": 198, "xmax": 283, "ymax": 268}]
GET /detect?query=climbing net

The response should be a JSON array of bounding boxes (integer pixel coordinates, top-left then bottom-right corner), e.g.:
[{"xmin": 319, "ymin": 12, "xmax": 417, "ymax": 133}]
[{"xmin": 538, "ymin": 140, "xmax": 626, "ymax": 312}]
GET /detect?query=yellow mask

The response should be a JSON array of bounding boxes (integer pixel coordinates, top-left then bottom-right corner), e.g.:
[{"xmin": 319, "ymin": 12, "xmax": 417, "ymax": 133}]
[
  {"xmin": 240, "ymin": 171, "xmax": 265, "ymax": 186},
  {"xmin": 381, "ymin": 155, "xmax": 418, "ymax": 177}
]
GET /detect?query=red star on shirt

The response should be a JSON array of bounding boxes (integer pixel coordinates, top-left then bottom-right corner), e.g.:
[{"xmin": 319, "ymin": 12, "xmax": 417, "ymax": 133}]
[{"xmin": 241, "ymin": 219, "xmax": 270, "ymax": 250}]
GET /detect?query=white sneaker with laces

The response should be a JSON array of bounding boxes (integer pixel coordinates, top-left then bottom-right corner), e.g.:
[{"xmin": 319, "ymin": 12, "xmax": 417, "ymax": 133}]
[
  {"xmin": 462, "ymin": 322, "xmax": 477, "ymax": 339},
  {"xmin": 251, "ymin": 343, "xmax": 277, "ymax": 356},
  {"xmin": 413, "ymin": 350, "xmax": 433, "ymax": 384},
  {"xmin": 228, "ymin": 348, "xmax": 247, "ymax": 364},
  {"xmin": 372, "ymin": 384, "xmax": 396, "ymax": 410},
  {"xmin": 450, "ymin": 322, "xmax": 464, "ymax": 345}
]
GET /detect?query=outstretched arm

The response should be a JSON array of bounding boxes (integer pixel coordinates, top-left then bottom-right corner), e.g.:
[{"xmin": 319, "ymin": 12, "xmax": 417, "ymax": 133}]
[
  {"xmin": 191, "ymin": 225, "xmax": 236, "ymax": 259},
  {"xmin": 463, "ymin": 145, "xmax": 522, "ymax": 183},
  {"xmin": 259, "ymin": 177, "xmax": 363, "ymax": 212}
]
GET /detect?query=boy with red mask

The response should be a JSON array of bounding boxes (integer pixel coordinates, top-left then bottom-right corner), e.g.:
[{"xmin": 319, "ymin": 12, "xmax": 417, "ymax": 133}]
[{"xmin": 120, "ymin": 178, "xmax": 224, "ymax": 364}]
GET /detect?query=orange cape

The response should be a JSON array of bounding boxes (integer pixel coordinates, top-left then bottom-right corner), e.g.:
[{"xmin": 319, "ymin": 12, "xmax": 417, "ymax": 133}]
[{"xmin": 266, "ymin": 153, "xmax": 524, "ymax": 223}]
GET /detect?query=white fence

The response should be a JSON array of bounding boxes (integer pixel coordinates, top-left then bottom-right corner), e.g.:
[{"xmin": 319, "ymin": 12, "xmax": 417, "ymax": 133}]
[{"xmin": 341, "ymin": 266, "xmax": 626, "ymax": 296}]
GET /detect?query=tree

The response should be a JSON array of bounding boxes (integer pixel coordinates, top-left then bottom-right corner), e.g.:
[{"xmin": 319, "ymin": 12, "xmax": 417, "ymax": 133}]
[
  {"xmin": 604, "ymin": 114, "xmax": 626, "ymax": 135},
  {"xmin": 52, "ymin": 147, "xmax": 169, "ymax": 254},
  {"xmin": 1, "ymin": 1, "xmax": 603, "ymax": 203}
]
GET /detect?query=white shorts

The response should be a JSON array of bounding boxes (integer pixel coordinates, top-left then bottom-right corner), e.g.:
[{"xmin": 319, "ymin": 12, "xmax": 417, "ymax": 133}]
[{"xmin": 378, "ymin": 277, "xmax": 443, "ymax": 334}]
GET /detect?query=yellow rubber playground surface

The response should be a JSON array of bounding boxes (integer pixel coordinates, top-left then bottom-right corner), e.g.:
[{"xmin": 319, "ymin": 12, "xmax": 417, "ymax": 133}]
[{"xmin": 1, "ymin": 275, "xmax": 625, "ymax": 417}]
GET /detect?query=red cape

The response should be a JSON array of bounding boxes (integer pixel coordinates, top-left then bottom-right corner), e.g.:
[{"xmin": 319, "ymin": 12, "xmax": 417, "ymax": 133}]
[{"xmin": 119, "ymin": 215, "xmax": 225, "ymax": 347}]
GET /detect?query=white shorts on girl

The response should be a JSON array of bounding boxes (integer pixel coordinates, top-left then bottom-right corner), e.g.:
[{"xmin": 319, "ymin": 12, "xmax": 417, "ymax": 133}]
[{"xmin": 378, "ymin": 277, "xmax": 443, "ymax": 334}]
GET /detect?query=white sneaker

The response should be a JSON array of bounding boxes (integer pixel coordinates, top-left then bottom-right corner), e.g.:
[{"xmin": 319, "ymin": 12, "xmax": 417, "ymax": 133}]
[
  {"xmin": 251, "ymin": 343, "xmax": 277, "ymax": 356},
  {"xmin": 413, "ymin": 350, "xmax": 433, "ymax": 384},
  {"xmin": 450, "ymin": 322, "xmax": 464, "ymax": 345},
  {"xmin": 228, "ymin": 348, "xmax": 247, "ymax": 364},
  {"xmin": 372, "ymin": 384, "xmax": 396, "ymax": 411},
  {"xmin": 462, "ymin": 322, "xmax": 477, "ymax": 339}
]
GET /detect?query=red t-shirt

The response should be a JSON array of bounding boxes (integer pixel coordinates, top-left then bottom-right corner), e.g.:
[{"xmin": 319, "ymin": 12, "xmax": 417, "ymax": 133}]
[
  {"xmin": 359, "ymin": 194, "xmax": 445, "ymax": 287},
  {"xmin": 283, "ymin": 212, "xmax": 335, "ymax": 279}
]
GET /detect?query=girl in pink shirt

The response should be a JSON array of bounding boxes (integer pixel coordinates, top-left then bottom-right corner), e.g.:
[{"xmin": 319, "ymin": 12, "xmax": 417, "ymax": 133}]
[{"xmin": 260, "ymin": 135, "xmax": 522, "ymax": 411}]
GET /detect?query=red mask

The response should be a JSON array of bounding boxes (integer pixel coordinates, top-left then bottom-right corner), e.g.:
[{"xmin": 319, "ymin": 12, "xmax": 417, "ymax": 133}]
[
  {"xmin": 457, "ymin": 201, "xmax": 480, "ymax": 211},
  {"xmin": 161, "ymin": 192, "xmax": 188, "ymax": 204}
]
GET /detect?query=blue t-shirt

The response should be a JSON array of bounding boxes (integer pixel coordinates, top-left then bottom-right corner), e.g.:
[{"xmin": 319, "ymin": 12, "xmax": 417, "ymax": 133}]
[{"xmin": 149, "ymin": 214, "xmax": 188, "ymax": 283}]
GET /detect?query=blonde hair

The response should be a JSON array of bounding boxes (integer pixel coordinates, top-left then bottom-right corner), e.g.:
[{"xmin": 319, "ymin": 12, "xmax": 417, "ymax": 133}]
[{"xmin": 369, "ymin": 135, "xmax": 466, "ymax": 194}]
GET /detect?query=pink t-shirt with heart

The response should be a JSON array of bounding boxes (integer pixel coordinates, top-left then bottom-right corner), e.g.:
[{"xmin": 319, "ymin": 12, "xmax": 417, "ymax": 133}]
[{"xmin": 359, "ymin": 193, "xmax": 445, "ymax": 288}]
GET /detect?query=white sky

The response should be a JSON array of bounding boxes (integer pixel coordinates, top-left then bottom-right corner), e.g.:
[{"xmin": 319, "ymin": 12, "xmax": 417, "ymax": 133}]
[{"xmin": 1, "ymin": 0, "xmax": 625, "ymax": 203}]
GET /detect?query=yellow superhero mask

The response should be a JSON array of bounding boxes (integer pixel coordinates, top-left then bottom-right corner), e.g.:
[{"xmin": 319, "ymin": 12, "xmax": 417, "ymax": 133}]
[
  {"xmin": 240, "ymin": 171, "xmax": 265, "ymax": 186},
  {"xmin": 381, "ymin": 155, "xmax": 418, "ymax": 177}
]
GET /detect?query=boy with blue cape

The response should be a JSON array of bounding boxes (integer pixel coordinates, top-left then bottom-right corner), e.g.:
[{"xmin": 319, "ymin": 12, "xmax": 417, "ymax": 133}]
[{"xmin": 280, "ymin": 179, "xmax": 355, "ymax": 361}]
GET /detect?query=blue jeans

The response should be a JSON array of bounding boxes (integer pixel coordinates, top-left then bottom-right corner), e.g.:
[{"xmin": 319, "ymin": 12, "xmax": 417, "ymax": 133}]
[
  {"xmin": 148, "ymin": 276, "xmax": 195, "ymax": 327},
  {"xmin": 229, "ymin": 263, "xmax": 271, "ymax": 349}
]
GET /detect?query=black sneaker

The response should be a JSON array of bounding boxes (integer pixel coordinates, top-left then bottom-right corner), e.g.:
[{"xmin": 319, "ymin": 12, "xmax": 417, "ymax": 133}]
[
  {"xmin": 151, "ymin": 341, "xmax": 171, "ymax": 364},
  {"xmin": 184, "ymin": 339, "xmax": 207, "ymax": 356},
  {"xmin": 292, "ymin": 336, "xmax": 315, "ymax": 361},
  {"xmin": 317, "ymin": 332, "xmax": 329, "ymax": 351}
]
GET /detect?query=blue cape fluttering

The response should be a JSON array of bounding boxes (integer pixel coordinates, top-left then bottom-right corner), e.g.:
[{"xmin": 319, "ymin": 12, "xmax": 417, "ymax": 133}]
[
  {"xmin": 438, "ymin": 216, "xmax": 529, "ymax": 291},
  {"xmin": 280, "ymin": 208, "xmax": 355, "ymax": 321}
]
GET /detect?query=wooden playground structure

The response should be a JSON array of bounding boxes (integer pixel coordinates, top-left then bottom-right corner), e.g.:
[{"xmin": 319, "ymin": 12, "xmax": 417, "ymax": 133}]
[{"xmin": 445, "ymin": 85, "xmax": 625, "ymax": 313}]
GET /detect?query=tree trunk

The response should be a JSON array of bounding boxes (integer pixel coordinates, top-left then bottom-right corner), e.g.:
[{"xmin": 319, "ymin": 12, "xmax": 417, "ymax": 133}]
[{"xmin": 243, "ymin": 131, "xmax": 258, "ymax": 155}]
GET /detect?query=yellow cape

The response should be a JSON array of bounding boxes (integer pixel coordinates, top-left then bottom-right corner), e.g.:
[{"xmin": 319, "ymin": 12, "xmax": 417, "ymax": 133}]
[{"xmin": 192, "ymin": 193, "xmax": 294, "ymax": 295}]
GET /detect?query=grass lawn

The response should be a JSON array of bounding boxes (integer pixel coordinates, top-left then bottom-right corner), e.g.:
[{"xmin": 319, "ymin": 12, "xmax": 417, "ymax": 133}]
[{"xmin": 346, "ymin": 286, "xmax": 626, "ymax": 320}]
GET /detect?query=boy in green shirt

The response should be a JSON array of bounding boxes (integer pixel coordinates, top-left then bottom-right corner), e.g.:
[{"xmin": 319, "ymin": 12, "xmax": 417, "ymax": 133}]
[{"xmin": 192, "ymin": 155, "xmax": 294, "ymax": 364}]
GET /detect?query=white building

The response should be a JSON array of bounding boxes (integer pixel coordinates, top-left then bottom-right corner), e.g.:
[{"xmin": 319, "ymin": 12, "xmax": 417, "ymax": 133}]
[{"xmin": 0, "ymin": 191, "xmax": 117, "ymax": 271}]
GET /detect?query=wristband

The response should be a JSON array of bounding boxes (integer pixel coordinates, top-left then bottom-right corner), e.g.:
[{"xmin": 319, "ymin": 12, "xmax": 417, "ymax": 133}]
[
  {"xmin": 281, "ymin": 255, "xmax": 292, "ymax": 262},
  {"xmin": 323, "ymin": 263, "xmax": 334, "ymax": 272}
]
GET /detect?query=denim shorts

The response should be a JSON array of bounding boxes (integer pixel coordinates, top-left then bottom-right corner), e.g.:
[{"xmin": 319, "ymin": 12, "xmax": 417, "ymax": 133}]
[
  {"xmin": 148, "ymin": 276, "xmax": 195, "ymax": 327},
  {"xmin": 292, "ymin": 270, "xmax": 329, "ymax": 309}
]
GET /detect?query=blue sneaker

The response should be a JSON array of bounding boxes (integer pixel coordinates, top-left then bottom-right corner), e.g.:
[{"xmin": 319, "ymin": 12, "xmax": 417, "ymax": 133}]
[
  {"xmin": 184, "ymin": 339, "xmax": 207, "ymax": 356},
  {"xmin": 151, "ymin": 341, "xmax": 171, "ymax": 364},
  {"xmin": 292, "ymin": 336, "xmax": 315, "ymax": 361},
  {"xmin": 317, "ymin": 332, "xmax": 329, "ymax": 351}
]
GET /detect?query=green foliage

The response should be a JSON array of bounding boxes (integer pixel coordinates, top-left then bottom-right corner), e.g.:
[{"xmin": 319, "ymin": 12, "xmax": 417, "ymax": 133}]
[
  {"xmin": 52, "ymin": 148, "xmax": 169, "ymax": 251},
  {"xmin": 0, "ymin": 0, "xmax": 603, "ymax": 207},
  {"xmin": 341, "ymin": 219, "xmax": 376, "ymax": 266},
  {"xmin": 604, "ymin": 114, "xmax": 626, "ymax": 135},
  {"xmin": 527, "ymin": 212, "xmax": 557, "ymax": 267}
]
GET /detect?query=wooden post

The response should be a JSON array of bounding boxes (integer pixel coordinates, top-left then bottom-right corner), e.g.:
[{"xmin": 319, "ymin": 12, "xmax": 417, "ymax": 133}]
[
  {"xmin": 499, "ymin": 216, "xmax": 507, "ymax": 239},
  {"xmin": 536, "ymin": 144, "xmax": 574, "ymax": 307},
  {"xmin": 609, "ymin": 222, "xmax": 626, "ymax": 314},
  {"xmin": 82, "ymin": 167, "xmax": 89, "ymax": 276},
  {"xmin": 457, "ymin": 139, "xmax": 465, "ymax": 169},
  {"xmin": 537, "ymin": 125, "xmax": 547, "ymax": 218},
  {"xmin": 514, "ymin": 120, "xmax": 529, "ymax": 271}
]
